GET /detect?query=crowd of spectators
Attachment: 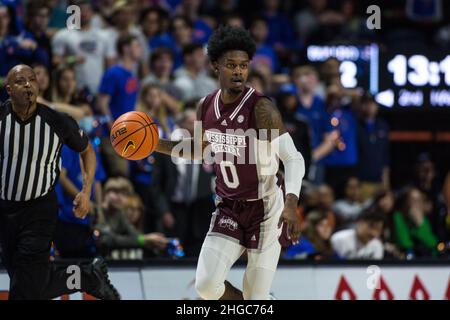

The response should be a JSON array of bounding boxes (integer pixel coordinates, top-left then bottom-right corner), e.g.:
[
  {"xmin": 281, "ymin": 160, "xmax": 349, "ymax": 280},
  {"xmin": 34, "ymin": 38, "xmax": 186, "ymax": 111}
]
[{"xmin": 0, "ymin": 0, "xmax": 449, "ymax": 261}]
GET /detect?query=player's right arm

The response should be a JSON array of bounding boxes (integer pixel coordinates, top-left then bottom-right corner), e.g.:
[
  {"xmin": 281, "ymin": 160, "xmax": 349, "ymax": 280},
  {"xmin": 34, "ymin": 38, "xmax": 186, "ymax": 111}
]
[
  {"xmin": 154, "ymin": 98, "xmax": 210, "ymax": 160},
  {"xmin": 254, "ymin": 97, "xmax": 305, "ymax": 244},
  {"xmin": 97, "ymin": 93, "xmax": 113, "ymax": 129}
]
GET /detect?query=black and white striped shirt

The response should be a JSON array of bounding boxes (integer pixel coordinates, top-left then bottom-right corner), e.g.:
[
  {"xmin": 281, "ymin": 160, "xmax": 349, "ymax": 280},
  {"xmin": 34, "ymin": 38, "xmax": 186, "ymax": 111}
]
[{"xmin": 0, "ymin": 100, "xmax": 88, "ymax": 202}]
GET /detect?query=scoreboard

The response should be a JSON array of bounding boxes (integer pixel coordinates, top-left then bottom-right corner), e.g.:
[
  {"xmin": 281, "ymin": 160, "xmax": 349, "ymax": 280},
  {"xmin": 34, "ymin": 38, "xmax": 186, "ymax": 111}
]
[
  {"xmin": 378, "ymin": 52, "xmax": 450, "ymax": 108},
  {"xmin": 306, "ymin": 44, "xmax": 377, "ymax": 91},
  {"xmin": 306, "ymin": 44, "xmax": 450, "ymax": 110}
]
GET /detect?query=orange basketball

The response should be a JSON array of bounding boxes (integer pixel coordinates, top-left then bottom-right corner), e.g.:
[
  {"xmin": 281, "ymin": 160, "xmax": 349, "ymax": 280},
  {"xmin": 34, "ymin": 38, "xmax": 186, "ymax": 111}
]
[{"xmin": 110, "ymin": 111, "xmax": 159, "ymax": 160}]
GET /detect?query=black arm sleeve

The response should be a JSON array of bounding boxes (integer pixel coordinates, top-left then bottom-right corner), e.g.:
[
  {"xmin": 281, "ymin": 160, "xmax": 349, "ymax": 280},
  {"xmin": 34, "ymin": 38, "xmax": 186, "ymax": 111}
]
[{"xmin": 60, "ymin": 113, "xmax": 89, "ymax": 152}]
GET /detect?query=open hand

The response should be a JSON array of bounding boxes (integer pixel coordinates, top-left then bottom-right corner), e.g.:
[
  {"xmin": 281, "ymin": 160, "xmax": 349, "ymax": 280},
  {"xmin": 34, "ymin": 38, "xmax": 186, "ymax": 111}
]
[{"xmin": 278, "ymin": 204, "xmax": 301, "ymax": 245}]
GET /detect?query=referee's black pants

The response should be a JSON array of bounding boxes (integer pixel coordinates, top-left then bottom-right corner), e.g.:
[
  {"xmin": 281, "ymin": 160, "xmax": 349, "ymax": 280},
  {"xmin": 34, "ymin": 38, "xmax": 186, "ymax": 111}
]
[{"xmin": 0, "ymin": 191, "xmax": 95, "ymax": 300}]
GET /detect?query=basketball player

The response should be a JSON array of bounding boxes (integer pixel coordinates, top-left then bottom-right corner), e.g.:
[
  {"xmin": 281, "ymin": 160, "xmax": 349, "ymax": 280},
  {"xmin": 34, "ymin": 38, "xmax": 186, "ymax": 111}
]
[{"xmin": 155, "ymin": 26, "xmax": 305, "ymax": 300}]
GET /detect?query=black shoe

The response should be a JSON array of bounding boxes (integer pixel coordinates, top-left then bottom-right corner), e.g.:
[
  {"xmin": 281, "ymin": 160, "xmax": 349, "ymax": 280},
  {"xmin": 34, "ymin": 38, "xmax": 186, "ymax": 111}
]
[{"xmin": 86, "ymin": 257, "xmax": 121, "ymax": 300}]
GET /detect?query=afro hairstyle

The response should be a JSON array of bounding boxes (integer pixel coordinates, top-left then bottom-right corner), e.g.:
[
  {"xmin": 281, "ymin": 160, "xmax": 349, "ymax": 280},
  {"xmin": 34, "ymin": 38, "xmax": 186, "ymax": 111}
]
[{"xmin": 207, "ymin": 25, "xmax": 256, "ymax": 63}]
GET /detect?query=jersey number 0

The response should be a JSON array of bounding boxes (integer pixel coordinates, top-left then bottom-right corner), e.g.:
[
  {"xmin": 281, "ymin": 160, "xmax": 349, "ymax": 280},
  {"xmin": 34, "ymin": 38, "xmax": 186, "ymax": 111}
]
[{"xmin": 219, "ymin": 161, "xmax": 239, "ymax": 188}]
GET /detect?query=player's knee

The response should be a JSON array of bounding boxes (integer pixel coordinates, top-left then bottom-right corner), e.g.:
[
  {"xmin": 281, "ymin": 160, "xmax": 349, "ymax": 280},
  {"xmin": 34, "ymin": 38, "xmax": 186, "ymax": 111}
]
[{"xmin": 195, "ymin": 274, "xmax": 223, "ymax": 300}]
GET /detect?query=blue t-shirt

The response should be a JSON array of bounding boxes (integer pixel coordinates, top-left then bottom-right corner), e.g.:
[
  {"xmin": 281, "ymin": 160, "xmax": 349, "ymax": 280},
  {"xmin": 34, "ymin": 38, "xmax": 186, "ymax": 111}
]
[
  {"xmin": 357, "ymin": 118, "xmax": 390, "ymax": 182},
  {"xmin": 253, "ymin": 44, "xmax": 279, "ymax": 73},
  {"xmin": 296, "ymin": 95, "xmax": 333, "ymax": 149},
  {"xmin": 0, "ymin": 35, "xmax": 35, "ymax": 76},
  {"xmin": 56, "ymin": 143, "xmax": 106, "ymax": 226},
  {"xmin": 98, "ymin": 65, "xmax": 139, "ymax": 120},
  {"xmin": 284, "ymin": 236, "xmax": 339, "ymax": 260},
  {"xmin": 0, "ymin": 34, "xmax": 35, "ymax": 102},
  {"xmin": 1, "ymin": 1, "xmax": 24, "ymax": 34},
  {"xmin": 192, "ymin": 19, "xmax": 213, "ymax": 45},
  {"xmin": 261, "ymin": 12, "xmax": 295, "ymax": 48},
  {"xmin": 21, "ymin": 30, "xmax": 50, "ymax": 67},
  {"xmin": 284, "ymin": 237, "xmax": 318, "ymax": 259},
  {"xmin": 323, "ymin": 107, "xmax": 359, "ymax": 167},
  {"xmin": 1, "ymin": 0, "xmax": 20, "ymax": 8},
  {"xmin": 149, "ymin": 32, "xmax": 174, "ymax": 51},
  {"xmin": 152, "ymin": 37, "xmax": 184, "ymax": 70},
  {"xmin": 165, "ymin": 0, "xmax": 182, "ymax": 10}
]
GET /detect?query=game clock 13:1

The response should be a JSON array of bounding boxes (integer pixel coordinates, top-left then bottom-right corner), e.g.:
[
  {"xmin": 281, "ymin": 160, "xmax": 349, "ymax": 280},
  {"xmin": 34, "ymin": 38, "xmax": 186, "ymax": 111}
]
[{"xmin": 377, "ymin": 50, "xmax": 450, "ymax": 109}]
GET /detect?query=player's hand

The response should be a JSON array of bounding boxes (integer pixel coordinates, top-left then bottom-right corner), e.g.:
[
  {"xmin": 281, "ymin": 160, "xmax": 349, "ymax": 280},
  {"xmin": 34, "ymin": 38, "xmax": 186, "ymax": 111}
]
[
  {"xmin": 73, "ymin": 191, "xmax": 91, "ymax": 219},
  {"xmin": 278, "ymin": 196, "xmax": 301, "ymax": 245}
]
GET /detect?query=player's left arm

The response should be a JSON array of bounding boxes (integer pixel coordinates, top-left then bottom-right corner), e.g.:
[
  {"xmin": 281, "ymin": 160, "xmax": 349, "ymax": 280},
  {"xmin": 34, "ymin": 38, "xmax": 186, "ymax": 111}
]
[
  {"xmin": 254, "ymin": 97, "xmax": 306, "ymax": 244},
  {"xmin": 74, "ymin": 141, "xmax": 97, "ymax": 219},
  {"xmin": 61, "ymin": 113, "xmax": 97, "ymax": 219}
]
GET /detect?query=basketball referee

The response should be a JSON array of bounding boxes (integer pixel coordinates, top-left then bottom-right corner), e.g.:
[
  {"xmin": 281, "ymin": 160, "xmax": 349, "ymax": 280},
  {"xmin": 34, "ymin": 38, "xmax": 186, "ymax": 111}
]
[{"xmin": 0, "ymin": 65, "xmax": 120, "ymax": 300}]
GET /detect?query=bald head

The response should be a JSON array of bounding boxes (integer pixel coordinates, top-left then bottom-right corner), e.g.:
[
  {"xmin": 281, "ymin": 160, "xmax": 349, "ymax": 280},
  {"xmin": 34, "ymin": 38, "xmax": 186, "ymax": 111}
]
[
  {"xmin": 5, "ymin": 64, "xmax": 39, "ymax": 109},
  {"xmin": 6, "ymin": 64, "xmax": 35, "ymax": 86}
]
